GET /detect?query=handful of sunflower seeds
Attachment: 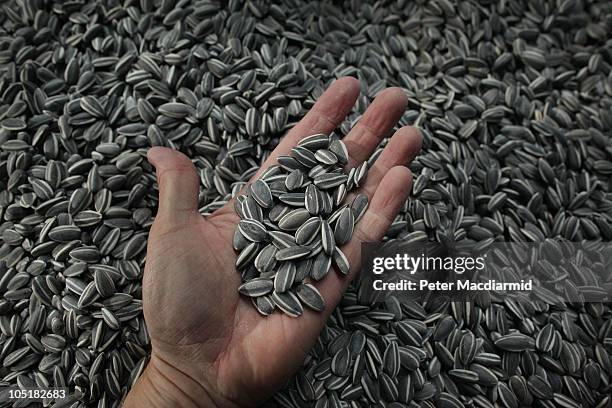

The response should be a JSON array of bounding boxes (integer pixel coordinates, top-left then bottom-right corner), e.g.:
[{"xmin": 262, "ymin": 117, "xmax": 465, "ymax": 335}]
[{"xmin": 233, "ymin": 133, "xmax": 369, "ymax": 317}]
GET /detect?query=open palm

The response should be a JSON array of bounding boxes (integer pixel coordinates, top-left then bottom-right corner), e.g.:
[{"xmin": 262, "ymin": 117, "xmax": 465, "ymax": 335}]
[{"xmin": 125, "ymin": 77, "xmax": 422, "ymax": 407}]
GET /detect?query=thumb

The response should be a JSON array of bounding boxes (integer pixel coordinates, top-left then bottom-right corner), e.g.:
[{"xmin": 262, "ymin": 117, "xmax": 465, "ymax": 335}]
[{"xmin": 147, "ymin": 147, "xmax": 199, "ymax": 223}]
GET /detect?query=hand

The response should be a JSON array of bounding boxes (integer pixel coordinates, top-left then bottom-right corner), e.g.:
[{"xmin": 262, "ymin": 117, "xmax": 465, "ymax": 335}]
[{"xmin": 123, "ymin": 77, "xmax": 422, "ymax": 408}]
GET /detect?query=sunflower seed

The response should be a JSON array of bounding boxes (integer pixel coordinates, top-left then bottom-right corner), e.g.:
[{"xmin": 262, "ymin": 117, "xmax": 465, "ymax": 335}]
[
  {"xmin": 250, "ymin": 180, "xmax": 273, "ymax": 209},
  {"xmin": 295, "ymin": 284, "xmax": 325, "ymax": 312},
  {"xmin": 351, "ymin": 194, "xmax": 369, "ymax": 222},
  {"xmin": 305, "ymin": 184, "xmax": 322, "ymax": 215},
  {"xmin": 311, "ymin": 252, "xmax": 332, "ymax": 281},
  {"xmin": 285, "ymin": 170, "xmax": 305, "ymax": 191},
  {"xmin": 238, "ymin": 278, "xmax": 274, "ymax": 297},
  {"xmin": 332, "ymin": 247, "xmax": 350, "ymax": 276},
  {"xmin": 321, "ymin": 220, "xmax": 335, "ymax": 256},
  {"xmin": 315, "ymin": 149, "xmax": 338, "ymax": 165},
  {"xmin": 254, "ymin": 244, "xmax": 278, "ymax": 273},
  {"xmin": 238, "ymin": 219, "xmax": 268, "ymax": 242},
  {"xmin": 276, "ymin": 246, "xmax": 311, "ymax": 261},
  {"xmin": 333, "ymin": 207, "xmax": 355, "ymax": 246},
  {"xmin": 272, "ymin": 291, "xmax": 303, "ymax": 317},
  {"xmin": 329, "ymin": 140, "xmax": 349, "ymax": 165},
  {"xmin": 254, "ymin": 296, "xmax": 275, "ymax": 316},
  {"xmin": 274, "ymin": 263, "xmax": 296, "ymax": 293},
  {"xmin": 314, "ymin": 173, "xmax": 348, "ymax": 189},
  {"xmin": 269, "ymin": 231, "xmax": 297, "ymax": 249},
  {"xmin": 298, "ymin": 134, "xmax": 329, "ymax": 150},
  {"xmin": 295, "ymin": 217, "xmax": 322, "ymax": 245},
  {"xmin": 278, "ymin": 208, "xmax": 311, "ymax": 230}
]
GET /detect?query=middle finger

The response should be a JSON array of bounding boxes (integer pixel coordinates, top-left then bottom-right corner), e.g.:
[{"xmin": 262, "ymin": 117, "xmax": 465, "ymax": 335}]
[{"xmin": 342, "ymin": 87, "xmax": 408, "ymax": 166}]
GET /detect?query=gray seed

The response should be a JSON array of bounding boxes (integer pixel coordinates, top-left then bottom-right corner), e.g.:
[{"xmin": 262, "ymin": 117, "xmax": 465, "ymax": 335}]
[
  {"xmin": 41, "ymin": 334, "xmax": 66, "ymax": 353},
  {"xmin": 285, "ymin": 169, "xmax": 305, "ymax": 191},
  {"xmin": 295, "ymin": 283, "xmax": 325, "ymax": 312},
  {"xmin": 238, "ymin": 278, "xmax": 274, "ymax": 297},
  {"xmin": 314, "ymin": 173, "xmax": 349, "ymax": 189},
  {"xmin": 498, "ymin": 382, "xmax": 519, "ymax": 408},
  {"xmin": 236, "ymin": 242, "xmax": 261, "ymax": 270},
  {"xmin": 275, "ymin": 246, "xmax": 311, "ymax": 261},
  {"xmin": 48, "ymin": 225, "xmax": 81, "ymax": 242},
  {"xmin": 329, "ymin": 140, "xmax": 349, "ymax": 165},
  {"xmin": 321, "ymin": 220, "xmax": 335, "ymax": 255},
  {"xmin": 279, "ymin": 192, "xmax": 306, "ymax": 206},
  {"xmin": 80, "ymin": 96, "xmax": 105, "ymax": 118},
  {"xmin": 274, "ymin": 262, "xmax": 296, "ymax": 293},
  {"xmin": 333, "ymin": 184, "xmax": 347, "ymax": 207},
  {"xmin": 494, "ymin": 333, "xmax": 535, "ymax": 352},
  {"xmin": 331, "ymin": 347, "xmax": 351, "ymax": 376},
  {"xmin": 278, "ymin": 208, "xmax": 311, "ymax": 230},
  {"xmin": 333, "ymin": 207, "xmax": 355, "ymax": 246},
  {"xmin": 353, "ymin": 162, "xmax": 368, "ymax": 187},
  {"xmin": 269, "ymin": 204, "xmax": 291, "ymax": 223},
  {"xmin": 269, "ymin": 231, "xmax": 297, "ymax": 249},
  {"xmin": 238, "ymin": 219, "xmax": 268, "ymax": 242},
  {"xmin": 1, "ymin": 118, "xmax": 27, "ymax": 131},
  {"xmin": 311, "ymin": 252, "xmax": 332, "ymax": 281},
  {"xmin": 254, "ymin": 296, "xmax": 275, "ymax": 316},
  {"xmin": 449, "ymin": 369, "xmax": 479, "ymax": 383},
  {"xmin": 271, "ymin": 291, "xmax": 303, "ymax": 317},
  {"xmin": 332, "ymin": 247, "xmax": 350, "ymax": 276},
  {"xmin": 101, "ymin": 308, "xmax": 120, "ymax": 330},
  {"xmin": 73, "ymin": 210, "xmax": 102, "ymax": 227},
  {"xmin": 233, "ymin": 229, "xmax": 249, "ymax": 251},
  {"xmin": 438, "ymin": 393, "xmax": 464, "ymax": 408},
  {"xmin": 242, "ymin": 195, "xmax": 264, "ymax": 222},
  {"xmin": 291, "ymin": 146, "xmax": 318, "ymax": 168},
  {"xmin": 295, "ymin": 217, "xmax": 322, "ymax": 245},
  {"xmin": 298, "ymin": 134, "xmax": 330, "ymax": 150},
  {"xmin": 254, "ymin": 244, "xmax": 278, "ymax": 273},
  {"xmin": 305, "ymin": 184, "xmax": 322, "ymax": 215},
  {"xmin": 94, "ymin": 269, "xmax": 116, "ymax": 298},
  {"xmin": 315, "ymin": 149, "xmax": 338, "ymax": 165},
  {"xmin": 294, "ymin": 258, "xmax": 313, "ymax": 282},
  {"xmin": 250, "ymin": 180, "xmax": 274, "ymax": 209},
  {"xmin": 351, "ymin": 194, "xmax": 369, "ymax": 222}
]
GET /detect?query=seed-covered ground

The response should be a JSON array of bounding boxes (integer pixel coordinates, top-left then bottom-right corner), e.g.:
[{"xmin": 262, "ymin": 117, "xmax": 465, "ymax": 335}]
[{"xmin": 0, "ymin": 0, "xmax": 611, "ymax": 407}]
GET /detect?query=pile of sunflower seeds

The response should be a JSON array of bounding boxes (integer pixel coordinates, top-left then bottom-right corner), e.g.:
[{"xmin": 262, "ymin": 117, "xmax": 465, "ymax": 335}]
[
  {"xmin": 0, "ymin": 0, "xmax": 611, "ymax": 407},
  {"xmin": 234, "ymin": 133, "xmax": 368, "ymax": 317}
]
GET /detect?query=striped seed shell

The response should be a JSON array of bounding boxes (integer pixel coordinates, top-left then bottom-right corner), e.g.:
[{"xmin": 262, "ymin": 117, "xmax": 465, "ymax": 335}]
[
  {"xmin": 351, "ymin": 194, "xmax": 369, "ymax": 222},
  {"xmin": 295, "ymin": 283, "xmax": 325, "ymax": 312},
  {"xmin": 272, "ymin": 291, "xmax": 303, "ymax": 317},
  {"xmin": 238, "ymin": 278, "xmax": 274, "ymax": 297},
  {"xmin": 332, "ymin": 247, "xmax": 350, "ymax": 276},
  {"xmin": 298, "ymin": 133, "xmax": 329, "ymax": 150},
  {"xmin": 334, "ymin": 206, "xmax": 355, "ymax": 246},
  {"xmin": 250, "ymin": 179, "xmax": 274, "ymax": 209},
  {"xmin": 254, "ymin": 244, "xmax": 278, "ymax": 273},
  {"xmin": 276, "ymin": 246, "xmax": 311, "ymax": 261},
  {"xmin": 274, "ymin": 262, "xmax": 296, "ymax": 293},
  {"xmin": 278, "ymin": 208, "xmax": 310, "ymax": 230},
  {"xmin": 329, "ymin": 139, "xmax": 349, "ymax": 164},
  {"xmin": 311, "ymin": 252, "xmax": 332, "ymax": 281},
  {"xmin": 321, "ymin": 220, "xmax": 335, "ymax": 255},
  {"xmin": 238, "ymin": 219, "xmax": 268, "ymax": 242},
  {"xmin": 296, "ymin": 217, "xmax": 322, "ymax": 245}
]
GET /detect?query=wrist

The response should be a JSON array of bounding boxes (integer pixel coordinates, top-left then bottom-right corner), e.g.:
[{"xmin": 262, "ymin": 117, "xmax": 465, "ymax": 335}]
[{"xmin": 124, "ymin": 354, "xmax": 234, "ymax": 408}]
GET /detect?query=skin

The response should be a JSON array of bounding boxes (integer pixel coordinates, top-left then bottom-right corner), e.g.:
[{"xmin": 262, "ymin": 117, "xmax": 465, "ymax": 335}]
[{"xmin": 123, "ymin": 77, "xmax": 422, "ymax": 408}]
